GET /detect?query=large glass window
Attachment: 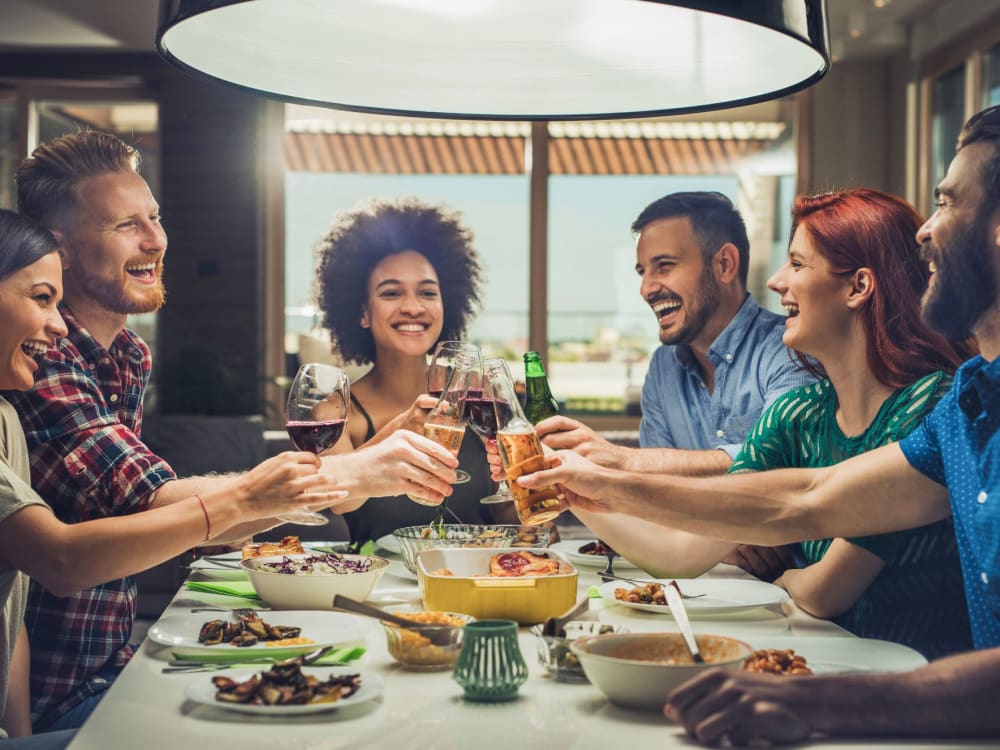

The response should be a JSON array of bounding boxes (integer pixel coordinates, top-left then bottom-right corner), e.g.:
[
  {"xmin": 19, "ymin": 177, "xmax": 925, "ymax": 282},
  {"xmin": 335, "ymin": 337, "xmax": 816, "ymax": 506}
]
[
  {"xmin": 283, "ymin": 108, "xmax": 794, "ymax": 420},
  {"xmin": 0, "ymin": 96, "xmax": 15, "ymax": 210},
  {"xmin": 983, "ymin": 41, "xmax": 1000, "ymax": 108},
  {"xmin": 547, "ymin": 174, "xmax": 738, "ymax": 415},
  {"xmin": 930, "ymin": 66, "xmax": 966, "ymax": 193}
]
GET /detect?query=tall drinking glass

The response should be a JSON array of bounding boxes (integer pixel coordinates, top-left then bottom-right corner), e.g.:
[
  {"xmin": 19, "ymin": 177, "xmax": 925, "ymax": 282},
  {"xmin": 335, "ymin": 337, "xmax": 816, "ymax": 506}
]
[
  {"xmin": 281, "ymin": 363, "xmax": 350, "ymax": 525},
  {"xmin": 426, "ymin": 341, "xmax": 481, "ymax": 484},
  {"xmin": 467, "ymin": 358, "xmax": 516, "ymax": 504},
  {"xmin": 408, "ymin": 349, "xmax": 481, "ymax": 505}
]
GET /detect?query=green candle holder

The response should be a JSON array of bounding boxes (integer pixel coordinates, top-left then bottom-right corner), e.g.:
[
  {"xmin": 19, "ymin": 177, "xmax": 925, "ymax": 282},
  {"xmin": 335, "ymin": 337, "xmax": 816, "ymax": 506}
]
[{"xmin": 452, "ymin": 619, "xmax": 528, "ymax": 702}]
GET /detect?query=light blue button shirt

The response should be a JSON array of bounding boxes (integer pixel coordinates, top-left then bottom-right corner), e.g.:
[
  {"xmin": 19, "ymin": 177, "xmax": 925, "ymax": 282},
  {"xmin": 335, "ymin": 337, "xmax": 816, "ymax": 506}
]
[{"xmin": 639, "ymin": 296, "xmax": 815, "ymax": 458}]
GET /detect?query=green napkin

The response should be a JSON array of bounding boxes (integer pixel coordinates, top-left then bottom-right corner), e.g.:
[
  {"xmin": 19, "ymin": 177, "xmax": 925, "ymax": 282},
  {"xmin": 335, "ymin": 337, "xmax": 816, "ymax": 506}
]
[
  {"xmin": 185, "ymin": 580, "xmax": 261, "ymax": 600},
  {"xmin": 359, "ymin": 540, "xmax": 375, "ymax": 556},
  {"xmin": 170, "ymin": 644, "xmax": 367, "ymax": 666},
  {"xmin": 588, "ymin": 585, "xmax": 602, "ymax": 598}
]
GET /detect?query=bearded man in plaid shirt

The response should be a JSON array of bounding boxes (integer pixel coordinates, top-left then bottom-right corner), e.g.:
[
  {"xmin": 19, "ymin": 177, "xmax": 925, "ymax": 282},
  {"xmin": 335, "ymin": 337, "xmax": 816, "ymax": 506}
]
[{"xmin": 7, "ymin": 131, "xmax": 462, "ymax": 732}]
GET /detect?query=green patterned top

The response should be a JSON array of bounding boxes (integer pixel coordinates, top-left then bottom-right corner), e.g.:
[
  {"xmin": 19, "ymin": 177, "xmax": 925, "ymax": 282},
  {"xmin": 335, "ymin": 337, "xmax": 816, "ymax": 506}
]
[{"xmin": 730, "ymin": 372, "xmax": 972, "ymax": 658}]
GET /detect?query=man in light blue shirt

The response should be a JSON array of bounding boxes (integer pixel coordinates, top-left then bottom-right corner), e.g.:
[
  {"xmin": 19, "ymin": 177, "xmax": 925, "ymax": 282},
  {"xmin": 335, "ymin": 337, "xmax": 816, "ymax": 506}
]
[{"xmin": 537, "ymin": 192, "xmax": 812, "ymax": 576}]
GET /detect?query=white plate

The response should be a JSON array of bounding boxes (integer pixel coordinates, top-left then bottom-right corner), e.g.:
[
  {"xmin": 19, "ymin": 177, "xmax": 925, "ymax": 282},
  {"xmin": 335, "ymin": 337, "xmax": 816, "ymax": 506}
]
[
  {"xmin": 374, "ymin": 534, "xmax": 401, "ymax": 555},
  {"xmin": 185, "ymin": 667, "xmax": 383, "ymax": 715},
  {"xmin": 550, "ymin": 540, "xmax": 641, "ymax": 570},
  {"xmin": 149, "ymin": 610, "xmax": 369, "ymax": 660},
  {"xmin": 746, "ymin": 636, "xmax": 927, "ymax": 674},
  {"xmin": 598, "ymin": 578, "xmax": 789, "ymax": 615}
]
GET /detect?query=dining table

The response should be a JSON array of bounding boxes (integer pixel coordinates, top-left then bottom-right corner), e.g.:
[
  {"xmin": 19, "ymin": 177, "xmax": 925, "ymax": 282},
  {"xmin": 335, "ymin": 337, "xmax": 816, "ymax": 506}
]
[{"xmin": 65, "ymin": 543, "xmax": 993, "ymax": 750}]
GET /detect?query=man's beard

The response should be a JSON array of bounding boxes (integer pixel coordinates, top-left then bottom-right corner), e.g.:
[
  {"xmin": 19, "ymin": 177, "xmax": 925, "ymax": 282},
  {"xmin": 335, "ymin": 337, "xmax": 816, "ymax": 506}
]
[
  {"xmin": 79, "ymin": 270, "xmax": 166, "ymax": 316},
  {"xmin": 658, "ymin": 266, "xmax": 721, "ymax": 346},
  {"xmin": 922, "ymin": 213, "xmax": 995, "ymax": 340}
]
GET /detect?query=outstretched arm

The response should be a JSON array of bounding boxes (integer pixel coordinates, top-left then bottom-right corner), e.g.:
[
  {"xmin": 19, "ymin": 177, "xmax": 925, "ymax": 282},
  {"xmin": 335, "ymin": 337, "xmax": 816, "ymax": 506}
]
[
  {"xmin": 536, "ymin": 415, "xmax": 732, "ymax": 476},
  {"xmin": 0, "ymin": 451, "xmax": 342, "ymax": 596},
  {"xmin": 570, "ymin": 507, "xmax": 737, "ymax": 579},
  {"xmin": 517, "ymin": 444, "xmax": 950, "ymax": 544},
  {"xmin": 666, "ymin": 647, "xmax": 1000, "ymax": 745},
  {"xmin": 319, "ymin": 429, "xmax": 459, "ymax": 512}
]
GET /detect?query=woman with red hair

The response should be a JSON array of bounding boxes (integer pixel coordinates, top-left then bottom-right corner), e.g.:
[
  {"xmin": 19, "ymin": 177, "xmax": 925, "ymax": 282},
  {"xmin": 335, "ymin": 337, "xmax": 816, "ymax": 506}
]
[{"xmin": 729, "ymin": 188, "xmax": 974, "ymax": 657}]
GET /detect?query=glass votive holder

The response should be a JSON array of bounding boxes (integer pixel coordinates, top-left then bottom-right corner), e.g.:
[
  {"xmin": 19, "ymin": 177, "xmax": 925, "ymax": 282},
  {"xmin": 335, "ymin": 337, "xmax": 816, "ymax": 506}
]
[{"xmin": 452, "ymin": 619, "xmax": 528, "ymax": 702}]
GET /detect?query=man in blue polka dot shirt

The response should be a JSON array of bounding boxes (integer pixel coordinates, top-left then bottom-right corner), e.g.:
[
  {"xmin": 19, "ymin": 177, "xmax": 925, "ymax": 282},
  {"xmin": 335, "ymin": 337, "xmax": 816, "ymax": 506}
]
[{"xmin": 518, "ymin": 104, "xmax": 1000, "ymax": 745}]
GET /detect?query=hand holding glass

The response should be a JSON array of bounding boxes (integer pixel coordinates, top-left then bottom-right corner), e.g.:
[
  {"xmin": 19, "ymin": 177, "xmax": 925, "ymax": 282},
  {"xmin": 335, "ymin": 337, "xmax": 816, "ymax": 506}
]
[{"xmin": 281, "ymin": 363, "xmax": 350, "ymax": 525}]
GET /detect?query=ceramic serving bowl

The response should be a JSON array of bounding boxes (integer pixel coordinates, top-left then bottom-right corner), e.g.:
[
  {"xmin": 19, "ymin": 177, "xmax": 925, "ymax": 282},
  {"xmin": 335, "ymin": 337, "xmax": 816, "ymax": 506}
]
[
  {"xmin": 570, "ymin": 632, "xmax": 753, "ymax": 711},
  {"xmin": 240, "ymin": 553, "xmax": 390, "ymax": 609}
]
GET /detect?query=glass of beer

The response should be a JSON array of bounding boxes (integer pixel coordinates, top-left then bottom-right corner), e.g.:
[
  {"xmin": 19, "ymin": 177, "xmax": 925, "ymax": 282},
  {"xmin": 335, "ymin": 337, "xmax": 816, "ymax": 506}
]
[
  {"xmin": 408, "ymin": 349, "xmax": 480, "ymax": 506},
  {"xmin": 484, "ymin": 359, "xmax": 567, "ymax": 525}
]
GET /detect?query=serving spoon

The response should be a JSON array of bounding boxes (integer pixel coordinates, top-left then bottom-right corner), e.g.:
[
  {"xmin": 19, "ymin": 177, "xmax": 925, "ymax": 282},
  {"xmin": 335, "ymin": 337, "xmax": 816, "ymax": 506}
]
[
  {"xmin": 332, "ymin": 594, "xmax": 457, "ymax": 646},
  {"xmin": 541, "ymin": 596, "xmax": 590, "ymax": 637}
]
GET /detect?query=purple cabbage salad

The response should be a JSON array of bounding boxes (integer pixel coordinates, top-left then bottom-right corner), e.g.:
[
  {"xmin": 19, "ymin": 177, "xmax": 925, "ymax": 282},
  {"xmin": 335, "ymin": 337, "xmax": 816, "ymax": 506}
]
[{"xmin": 258, "ymin": 553, "xmax": 374, "ymax": 575}]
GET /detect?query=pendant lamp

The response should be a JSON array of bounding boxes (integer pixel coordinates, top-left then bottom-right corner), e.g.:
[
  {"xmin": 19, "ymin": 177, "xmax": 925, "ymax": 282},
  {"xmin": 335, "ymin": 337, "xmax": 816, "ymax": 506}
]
[{"xmin": 157, "ymin": 0, "xmax": 829, "ymax": 120}]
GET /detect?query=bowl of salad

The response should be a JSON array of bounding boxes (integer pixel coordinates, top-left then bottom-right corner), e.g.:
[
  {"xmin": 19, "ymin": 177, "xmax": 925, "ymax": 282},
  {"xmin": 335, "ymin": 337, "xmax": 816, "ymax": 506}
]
[{"xmin": 240, "ymin": 553, "xmax": 390, "ymax": 609}]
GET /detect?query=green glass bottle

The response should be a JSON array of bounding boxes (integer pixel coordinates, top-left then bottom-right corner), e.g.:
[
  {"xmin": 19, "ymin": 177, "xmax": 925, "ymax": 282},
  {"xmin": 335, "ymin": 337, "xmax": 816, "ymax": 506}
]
[{"xmin": 523, "ymin": 351, "xmax": 560, "ymax": 424}]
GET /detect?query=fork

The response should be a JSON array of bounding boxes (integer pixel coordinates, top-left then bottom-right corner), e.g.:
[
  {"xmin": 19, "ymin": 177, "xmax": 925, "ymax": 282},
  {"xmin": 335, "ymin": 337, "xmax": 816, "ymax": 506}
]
[
  {"xmin": 600, "ymin": 573, "xmax": 706, "ymax": 598},
  {"xmin": 162, "ymin": 645, "xmax": 334, "ymax": 674},
  {"xmin": 600, "ymin": 542, "xmax": 617, "ymax": 583}
]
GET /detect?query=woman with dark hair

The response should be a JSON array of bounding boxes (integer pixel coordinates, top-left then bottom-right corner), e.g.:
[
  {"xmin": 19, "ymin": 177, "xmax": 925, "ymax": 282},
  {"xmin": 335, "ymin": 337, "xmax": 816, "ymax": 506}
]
[
  {"xmin": 317, "ymin": 198, "xmax": 515, "ymax": 545},
  {"xmin": 0, "ymin": 209, "xmax": 338, "ymax": 746}
]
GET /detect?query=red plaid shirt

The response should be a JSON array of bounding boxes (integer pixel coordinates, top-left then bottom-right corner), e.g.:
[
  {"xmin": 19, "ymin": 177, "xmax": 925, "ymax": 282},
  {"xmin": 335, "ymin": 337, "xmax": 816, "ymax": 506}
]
[{"xmin": 5, "ymin": 305, "xmax": 175, "ymax": 726}]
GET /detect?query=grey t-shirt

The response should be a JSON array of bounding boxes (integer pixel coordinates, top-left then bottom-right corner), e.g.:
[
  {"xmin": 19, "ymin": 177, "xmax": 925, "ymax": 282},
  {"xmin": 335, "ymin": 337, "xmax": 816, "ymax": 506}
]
[{"xmin": 0, "ymin": 396, "xmax": 47, "ymax": 736}]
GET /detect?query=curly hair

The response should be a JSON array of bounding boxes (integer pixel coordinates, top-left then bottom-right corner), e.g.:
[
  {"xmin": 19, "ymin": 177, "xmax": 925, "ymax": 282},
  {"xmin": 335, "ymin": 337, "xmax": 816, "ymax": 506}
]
[{"xmin": 316, "ymin": 198, "xmax": 482, "ymax": 364}]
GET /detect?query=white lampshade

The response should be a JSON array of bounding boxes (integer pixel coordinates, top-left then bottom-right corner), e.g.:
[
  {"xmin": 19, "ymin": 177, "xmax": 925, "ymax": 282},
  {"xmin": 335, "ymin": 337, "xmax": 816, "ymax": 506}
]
[{"xmin": 157, "ymin": 0, "xmax": 830, "ymax": 120}]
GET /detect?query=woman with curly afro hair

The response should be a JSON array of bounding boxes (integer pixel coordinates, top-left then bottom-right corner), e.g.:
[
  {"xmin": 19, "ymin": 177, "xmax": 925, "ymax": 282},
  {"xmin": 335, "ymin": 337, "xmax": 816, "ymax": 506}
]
[{"xmin": 316, "ymin": 198, "xmax": 517, "ymax": 545}]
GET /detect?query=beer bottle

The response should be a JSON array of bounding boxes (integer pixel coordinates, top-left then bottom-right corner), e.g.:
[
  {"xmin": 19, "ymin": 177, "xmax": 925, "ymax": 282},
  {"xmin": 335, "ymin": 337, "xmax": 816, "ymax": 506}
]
[{"xmin": 523, "ymin": 351, "xmax": 560, "ymax": 424}]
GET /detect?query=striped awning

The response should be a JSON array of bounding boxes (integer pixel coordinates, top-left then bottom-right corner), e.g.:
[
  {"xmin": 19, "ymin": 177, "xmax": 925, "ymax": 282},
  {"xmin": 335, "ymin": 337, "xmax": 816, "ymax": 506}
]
[{"xmin": 284, "ymin": 120, "xmax": 785, "ymax": 176}]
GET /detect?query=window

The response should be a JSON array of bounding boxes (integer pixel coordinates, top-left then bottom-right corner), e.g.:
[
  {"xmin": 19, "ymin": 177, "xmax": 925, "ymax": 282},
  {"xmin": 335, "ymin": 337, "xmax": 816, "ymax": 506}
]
[
  {"xmin": 282, "ymin": 107, "xmax": 796, "ymax": 421},
  {"xmin": 930, "ymin": 66, "xmax": 966, "ymax": 195},
  {"xmin": 983, "ymin": 41, "xmax": 1000, "ymax": 107}
]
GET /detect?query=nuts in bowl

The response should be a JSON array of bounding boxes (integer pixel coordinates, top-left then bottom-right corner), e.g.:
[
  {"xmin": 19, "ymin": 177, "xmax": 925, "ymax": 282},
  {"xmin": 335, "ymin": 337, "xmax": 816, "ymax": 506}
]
[
  {"xmin": 240, "ymin": 553, "xmax": 389, "ymax": 610},
  {"xmin": 380, "ymin": 610, "xmax": 474, "ymax": 670},
  {"xmin": 393, "ymin": 524, "xmax": 541, "ymax": 574}
]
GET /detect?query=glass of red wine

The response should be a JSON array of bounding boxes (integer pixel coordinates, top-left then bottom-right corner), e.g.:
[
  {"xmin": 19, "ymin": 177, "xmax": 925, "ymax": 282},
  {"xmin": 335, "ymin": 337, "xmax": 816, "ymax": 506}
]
[
  {"xmin": 469, "ymin": 357, "xmax": 516, "ymax": 504},
  {"xmin": 282, "ymin": 363, "xmax": 350, "ymax": 525},
  {"xmin": 427, "ymin": 341, "xmax": 481, "ymax": 483}
]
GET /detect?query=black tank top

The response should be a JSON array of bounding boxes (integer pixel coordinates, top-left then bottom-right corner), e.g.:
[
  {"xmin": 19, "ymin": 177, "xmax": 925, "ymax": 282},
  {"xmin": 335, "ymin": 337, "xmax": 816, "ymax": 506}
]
[{"xmin": 343, "ymin": 393, "xmax": 498, "ymax": 545}]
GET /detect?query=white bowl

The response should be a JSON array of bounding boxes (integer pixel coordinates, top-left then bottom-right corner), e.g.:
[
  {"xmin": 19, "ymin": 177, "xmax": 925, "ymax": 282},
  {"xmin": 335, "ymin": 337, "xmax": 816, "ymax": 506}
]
[
  {"xmin": 240, "ymin": 553, "xmax": 389, "ymax": 610},
  {"xmin": 571, "ymin": 632, "xmax": 752, "ymax": 711}
]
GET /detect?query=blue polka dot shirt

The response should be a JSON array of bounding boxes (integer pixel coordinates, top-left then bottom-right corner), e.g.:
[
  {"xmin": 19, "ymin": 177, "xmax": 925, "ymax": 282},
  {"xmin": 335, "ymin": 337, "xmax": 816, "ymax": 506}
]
[{"xmin": 900, "ymin": 355, "xmax": 1000, "ymax": 649}]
